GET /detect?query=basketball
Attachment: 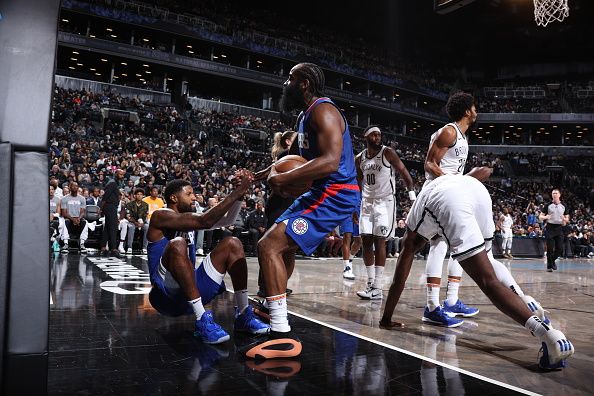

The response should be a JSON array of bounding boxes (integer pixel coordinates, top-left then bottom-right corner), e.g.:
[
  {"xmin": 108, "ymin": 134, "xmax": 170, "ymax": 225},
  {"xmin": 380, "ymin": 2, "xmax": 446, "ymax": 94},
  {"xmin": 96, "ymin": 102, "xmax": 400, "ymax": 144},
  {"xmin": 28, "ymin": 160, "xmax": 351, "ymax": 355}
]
[{"xmin": 273, "ymin": 155, "xmax": 311, "ymax": 197}]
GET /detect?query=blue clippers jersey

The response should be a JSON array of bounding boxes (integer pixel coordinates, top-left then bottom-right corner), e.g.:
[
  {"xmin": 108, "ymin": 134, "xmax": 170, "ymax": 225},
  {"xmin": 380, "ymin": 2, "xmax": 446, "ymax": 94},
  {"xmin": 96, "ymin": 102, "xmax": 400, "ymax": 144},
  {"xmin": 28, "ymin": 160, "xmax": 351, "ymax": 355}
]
[
  {"xmin": 295, "ymin": 97, "xmax": 358, "ymax": 188},
  {"xmin": 147, "ymin": 229, "xmax": 196, "ymax": 284}
]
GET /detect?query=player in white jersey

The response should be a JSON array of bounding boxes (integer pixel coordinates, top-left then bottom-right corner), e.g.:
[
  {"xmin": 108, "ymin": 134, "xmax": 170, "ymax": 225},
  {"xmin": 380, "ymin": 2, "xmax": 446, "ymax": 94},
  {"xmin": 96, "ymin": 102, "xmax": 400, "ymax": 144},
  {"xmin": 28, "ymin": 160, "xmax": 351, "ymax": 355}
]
[
  {"xmin": 356, "ymin": 126, "xmax": 415, "ymax": 300},
  {"xmin": 380, "ymin": 171, "xmax": 574, "ymax": 370},
  {"xmin": 498, "ymin": 208, "xmax": 514, "ymax": 259},
  {"xmin": 422, "ymin": 92, "xmax": 480, "ymax": 327}
]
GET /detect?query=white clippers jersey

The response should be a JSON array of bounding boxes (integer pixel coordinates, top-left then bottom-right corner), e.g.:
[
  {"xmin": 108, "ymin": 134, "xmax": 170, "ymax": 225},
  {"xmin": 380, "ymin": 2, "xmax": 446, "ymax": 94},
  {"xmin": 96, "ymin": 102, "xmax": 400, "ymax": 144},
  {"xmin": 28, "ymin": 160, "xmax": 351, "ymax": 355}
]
[
  {"xmin": 360, "ymin": 146, "xmax": 395, "ymax": 200},
  {"xmin": 425, "ymin": 122, "xmax": 468, "ymax": 182}
]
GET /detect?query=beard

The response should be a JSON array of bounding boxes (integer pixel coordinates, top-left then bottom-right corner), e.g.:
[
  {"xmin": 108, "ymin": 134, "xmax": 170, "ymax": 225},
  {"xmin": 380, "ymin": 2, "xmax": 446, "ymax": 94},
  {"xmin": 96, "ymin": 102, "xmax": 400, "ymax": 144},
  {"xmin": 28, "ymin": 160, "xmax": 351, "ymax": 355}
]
[
  {"xmin": 367, "ymin": 140, "xmax": 382, "ymax": 151},
  {"xmin": 279, "ymin": 84, "xmax": 304, "ymax": 113}
]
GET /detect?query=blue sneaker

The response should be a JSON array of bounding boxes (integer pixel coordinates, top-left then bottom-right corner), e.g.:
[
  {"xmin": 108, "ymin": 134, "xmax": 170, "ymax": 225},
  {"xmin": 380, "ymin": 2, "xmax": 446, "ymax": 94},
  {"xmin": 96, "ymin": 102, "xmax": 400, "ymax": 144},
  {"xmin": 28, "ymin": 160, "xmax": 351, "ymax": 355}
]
[
  {"xmin": 422, "ymin": 306, "xmax": 464, "ymax": 328},
  {"xmin": 443, "ymin": 299, "xmax": 480, "ymax": 317},
  {"xmin": 235, "ymin": 306, "xmax": 270, "ymax": 335},
  {"xmin": 194, "ymin": 311, "xmax": 230, "ymax": 344}
]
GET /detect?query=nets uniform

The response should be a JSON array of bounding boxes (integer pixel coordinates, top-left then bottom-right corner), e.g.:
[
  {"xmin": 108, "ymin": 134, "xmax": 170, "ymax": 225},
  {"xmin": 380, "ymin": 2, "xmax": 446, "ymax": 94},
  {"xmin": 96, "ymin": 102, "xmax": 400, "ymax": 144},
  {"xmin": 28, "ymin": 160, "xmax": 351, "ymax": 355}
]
[
  {"xmin": 277, "ymin": 97, "xmax": 360, "ymax": 255},
  {"xmin": 408, "ymin": 175, "xmax": 495, "ymax": 262},
  {"xmin": 423, "ymin": 122, "xmax": 468, "ymax": 188},
  {"xmin": 359, "ymin": 146, "xmax": 397, "ymax": 238},
  {"xmin": 501, "ymin": 214, "xmax": 514, "ymax": 251},
  {"xmin": 147, "ymin": 225, "xmax": 226, "ymax": 317}
]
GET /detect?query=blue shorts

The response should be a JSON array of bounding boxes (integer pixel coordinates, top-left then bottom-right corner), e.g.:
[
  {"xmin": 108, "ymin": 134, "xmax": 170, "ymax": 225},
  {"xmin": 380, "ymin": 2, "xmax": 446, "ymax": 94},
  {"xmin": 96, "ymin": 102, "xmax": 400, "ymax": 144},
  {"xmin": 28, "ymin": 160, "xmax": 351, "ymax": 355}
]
[
  {"xmin": 339, "ymin": 204, "xmax": 361, "ymax": 237},
  {"xmin": 277, "ymin": 183, "xmax": 360, "ymax": 255},
  {"xmin": 149, "ymin": 255, "xmax": 226, "ymax": 317}
]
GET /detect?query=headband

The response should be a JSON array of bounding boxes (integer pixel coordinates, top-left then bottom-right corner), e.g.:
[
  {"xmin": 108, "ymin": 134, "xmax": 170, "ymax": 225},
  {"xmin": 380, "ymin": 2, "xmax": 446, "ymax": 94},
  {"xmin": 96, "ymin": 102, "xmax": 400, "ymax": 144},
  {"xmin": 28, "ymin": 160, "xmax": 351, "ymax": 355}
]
[{"xmin": 364, "ymin": 127, "xmax": 381, "ymax": 137}]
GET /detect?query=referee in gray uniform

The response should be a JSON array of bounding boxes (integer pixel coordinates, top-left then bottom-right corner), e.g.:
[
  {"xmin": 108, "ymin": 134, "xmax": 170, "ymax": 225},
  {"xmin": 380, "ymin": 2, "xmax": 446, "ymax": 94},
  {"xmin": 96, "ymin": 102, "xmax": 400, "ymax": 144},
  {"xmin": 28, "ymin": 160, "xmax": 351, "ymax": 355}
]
[{"xmin": 539, "ymin": 188, "xmax": 569, "ymax": 272}]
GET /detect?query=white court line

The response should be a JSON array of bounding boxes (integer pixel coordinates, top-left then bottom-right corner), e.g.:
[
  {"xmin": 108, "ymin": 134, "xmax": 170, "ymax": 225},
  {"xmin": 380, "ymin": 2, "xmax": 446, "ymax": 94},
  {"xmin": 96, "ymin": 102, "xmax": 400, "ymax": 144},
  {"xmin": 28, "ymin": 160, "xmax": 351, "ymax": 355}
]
[{"xmin": 238, "ymin": 291, "xmax": 540, "ymax": 396}]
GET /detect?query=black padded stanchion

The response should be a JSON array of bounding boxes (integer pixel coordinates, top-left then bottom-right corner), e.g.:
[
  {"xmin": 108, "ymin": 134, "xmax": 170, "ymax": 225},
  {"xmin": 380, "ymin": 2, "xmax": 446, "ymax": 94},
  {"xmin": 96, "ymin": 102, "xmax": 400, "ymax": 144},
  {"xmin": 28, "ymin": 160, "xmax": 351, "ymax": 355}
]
[
  {"xmin": 3, "ymin": 153, "xmax": 49, "ymax": 395},
  {"xmin": 0, "ymin": 143, "xmax": 13, "ymax": 389},
  {"xmin": 0, "ymin": 0, "xmax": 61, "ymax": 393},
  {"xmin": 0, "ymin": 0, "xmax": 60, "ymax": 149}
]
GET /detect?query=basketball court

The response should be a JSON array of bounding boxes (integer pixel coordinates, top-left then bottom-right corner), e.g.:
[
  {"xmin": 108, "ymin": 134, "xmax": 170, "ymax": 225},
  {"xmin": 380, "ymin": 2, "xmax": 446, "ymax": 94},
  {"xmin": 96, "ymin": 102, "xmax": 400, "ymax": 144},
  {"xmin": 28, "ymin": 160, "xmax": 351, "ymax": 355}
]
[{"xmin": 49, "ymin": 253, "xmax": 594, "ymax": 395}]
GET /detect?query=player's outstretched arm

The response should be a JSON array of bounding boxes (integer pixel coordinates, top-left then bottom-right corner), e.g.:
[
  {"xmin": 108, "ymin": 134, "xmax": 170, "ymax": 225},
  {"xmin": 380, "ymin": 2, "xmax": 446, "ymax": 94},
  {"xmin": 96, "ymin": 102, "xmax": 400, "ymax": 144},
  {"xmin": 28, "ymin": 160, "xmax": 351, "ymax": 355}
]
[
  {"xmin": 268, "ymin": 103, "xmax": 344, "ymax": 189},
  {"xmin": 424, "ymin": 126, "xmax": 456, "ymax": 179},
  {"xmin": 380, "ymin": 229, "xmax": 427, "ymax": 328},
  {"xmin": 151, "ymin": 171, "xmax": 253, "ymax": 233},
  {"xmin": 466, "ymin": 166, "xmax": 493, "ymax": 182}
]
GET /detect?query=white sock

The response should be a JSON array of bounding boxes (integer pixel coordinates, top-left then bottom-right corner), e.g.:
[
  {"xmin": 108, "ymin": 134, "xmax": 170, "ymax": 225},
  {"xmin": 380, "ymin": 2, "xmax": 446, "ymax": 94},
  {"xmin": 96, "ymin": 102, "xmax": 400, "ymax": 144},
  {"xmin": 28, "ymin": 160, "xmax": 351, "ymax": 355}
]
[
  {"xmin": 343, "ymin": 259, "xmax": 351, "ymax": 269},
  {"xmin": 189, "ymin": 297, "xmax": 205, "ymax": 320},
  {"xmin": 266, "ymin": 293, "xmax": 291, "ymax": 333},
  {"xmin": 366, "ymin": 265, "xmax": 375, "ymax": 284},
  {"xmin": 373, "ymin": 266, "xmax": 384, "ymax": 289},
  {"xmin": 426, "ymin": 282, "xmax": 441, "ymax": 311},
  {"xmin": 445, "ymin": 277, "xmax": 460, "ymax": 306},
  {"xmin": 487, "ymin": 250, "xmax": 524, "ymax": 296},
  {"xmin": 234, "ymin": 289, "xmax": 249, "ymax": 314},
  {"xmin": 524, "ymin": 315, "xmax": 549, "ymax": 338}
]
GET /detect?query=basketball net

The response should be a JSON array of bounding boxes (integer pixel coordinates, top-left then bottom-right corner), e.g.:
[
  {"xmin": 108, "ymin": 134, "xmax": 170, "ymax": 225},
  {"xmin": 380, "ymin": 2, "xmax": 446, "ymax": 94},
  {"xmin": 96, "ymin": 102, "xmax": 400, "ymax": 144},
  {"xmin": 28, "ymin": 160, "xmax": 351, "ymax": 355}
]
[{"xmin": 534, "ymin": 0, "xmax": 569, "ymax": 27}]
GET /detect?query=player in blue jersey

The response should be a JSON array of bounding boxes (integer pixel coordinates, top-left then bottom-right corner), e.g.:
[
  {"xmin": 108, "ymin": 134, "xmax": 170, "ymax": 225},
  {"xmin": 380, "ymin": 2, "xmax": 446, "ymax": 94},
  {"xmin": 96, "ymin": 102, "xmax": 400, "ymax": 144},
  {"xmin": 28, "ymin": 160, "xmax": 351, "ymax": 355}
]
[
  {"xmin": 244, "ymin": 63, "xmax": 360, "ymax": 359},
  {"xmin": 146, "ymin": 174, "xmax": 269, "ymax": 345}
]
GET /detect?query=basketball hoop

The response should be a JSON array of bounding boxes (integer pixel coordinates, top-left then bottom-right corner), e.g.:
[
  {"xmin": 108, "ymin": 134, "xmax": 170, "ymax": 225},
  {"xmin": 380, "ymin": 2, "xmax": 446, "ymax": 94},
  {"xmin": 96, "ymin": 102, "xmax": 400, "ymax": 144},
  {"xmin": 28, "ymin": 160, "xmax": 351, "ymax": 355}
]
[{"xmin": 534, "ymin": 0, "xmax": 569, "ymax": 27}]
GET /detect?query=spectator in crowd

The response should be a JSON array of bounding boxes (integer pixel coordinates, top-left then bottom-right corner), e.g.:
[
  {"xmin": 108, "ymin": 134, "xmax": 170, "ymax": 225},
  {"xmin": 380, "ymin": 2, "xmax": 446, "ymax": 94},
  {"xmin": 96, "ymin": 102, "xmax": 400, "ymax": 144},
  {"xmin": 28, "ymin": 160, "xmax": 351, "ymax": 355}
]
[
  {"xmin": 143, "ymin": 186, "xmax": 165, "ymax": 220},
  {"xmin": 86, "ymin": 186, "xmax": 102, "ymax": 206},
  {"xmin": 60, "ymin": 181, "xmax": 88, "ymax": 253},
  {"xmin": 387, "ymin": 219, "xmax": 407, "ymax": 258},
  {"xmin": 126, "ymin": 188, "xmax": 150, "ymax": 255},
  {"xmin": 246, "ymin": 201, "xmax": 267, "ymax": 257}
]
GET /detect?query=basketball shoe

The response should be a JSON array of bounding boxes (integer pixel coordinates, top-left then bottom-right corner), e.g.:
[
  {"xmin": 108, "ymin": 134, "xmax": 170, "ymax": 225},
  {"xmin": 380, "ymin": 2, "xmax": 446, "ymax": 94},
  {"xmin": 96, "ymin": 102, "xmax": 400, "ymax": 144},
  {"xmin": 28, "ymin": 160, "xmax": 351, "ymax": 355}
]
[
  {"xmin": 342, "ymin": 265, "xmax": 355, "ymax": 280},
  {"xmin": 357, "ymin": 284, "xmax": 382, "ymax": 300},
  {"xmin": 422, "ymin": 306, "xmax": 464, "ymax": 328},
  {"xmin": 442, "ymin": 299, "xmax": 479, "ymax": 317},
  {"xmin": 538, "ymin": 328, "xmax": 574, "ymax": 369},
  {"xmin": 235, "ymin": 305, "xmax": 270, "ymax": 335},
  {"xmin": 194, "ymin": 310, "xmax": 230, "ymax": 344}
]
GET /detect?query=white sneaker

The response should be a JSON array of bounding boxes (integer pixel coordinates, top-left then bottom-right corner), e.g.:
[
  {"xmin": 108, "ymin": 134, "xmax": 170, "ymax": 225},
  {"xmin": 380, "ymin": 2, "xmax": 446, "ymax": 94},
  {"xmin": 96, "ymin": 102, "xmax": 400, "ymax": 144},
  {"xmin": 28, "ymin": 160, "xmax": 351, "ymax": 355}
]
[
  {"xmin": 538, "ymin": 328, "xmax": 574, "ymax": 369},
  {"xmin": 521, "ymin": 295, "xmax": 552, "ymax": 327},
  {"xmin": 342, "ymin": 266, "xmax": 355, "ymax": 280},
  {"xmin": 118, "ymin": 245, "xmax": 126, "ymax": 254},
  {"xmin": 394, "ymin": 252, "xmax": 400, "ymax": 258},
  {"xmin": 197, "ymin": 248, "xmax": 204, "ymax": 256},
  {"xmin": 80, "ymin": 242, "xmax": 87, "ymax": 253},
  {"xmin": 142, "ymin": 248, "xmax": 147, "ymax": 255},
  {"xmin": 357, "ymin": 285, "xmax": 383, "ymax": 300},
  {"xmin": 126, "ymin": 248, "xmax": 133, "ymax": 255},
  {"xmin": 61, "ymin": 243, "xmax": 69, "ymax": 253}
]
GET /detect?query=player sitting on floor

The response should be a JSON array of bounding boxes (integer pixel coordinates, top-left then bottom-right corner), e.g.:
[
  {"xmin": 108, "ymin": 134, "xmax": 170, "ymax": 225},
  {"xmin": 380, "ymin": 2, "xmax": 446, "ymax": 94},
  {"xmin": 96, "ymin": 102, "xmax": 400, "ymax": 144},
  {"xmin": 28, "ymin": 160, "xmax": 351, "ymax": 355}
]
[{"xmin": 146, "ymin": 174, "xmax": 269, "ymax": 344}]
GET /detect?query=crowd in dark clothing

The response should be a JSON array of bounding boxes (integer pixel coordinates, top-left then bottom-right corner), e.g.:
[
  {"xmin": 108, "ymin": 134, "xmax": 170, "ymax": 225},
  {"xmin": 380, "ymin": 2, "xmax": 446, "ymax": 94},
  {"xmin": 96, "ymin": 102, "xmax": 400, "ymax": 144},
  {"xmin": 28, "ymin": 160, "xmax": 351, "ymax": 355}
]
[{"xmin": 48, "ymin": 86, "xmax": 593, "ymax": 257}]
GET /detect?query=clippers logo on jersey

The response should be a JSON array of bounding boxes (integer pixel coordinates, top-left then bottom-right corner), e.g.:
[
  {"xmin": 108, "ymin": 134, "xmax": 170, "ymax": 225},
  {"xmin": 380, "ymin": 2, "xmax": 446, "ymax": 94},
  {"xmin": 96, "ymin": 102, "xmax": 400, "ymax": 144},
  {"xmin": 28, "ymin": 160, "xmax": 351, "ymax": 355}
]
[{"xmin": 292, "ymin": 218, "xmax": 308, "ymax": 235}]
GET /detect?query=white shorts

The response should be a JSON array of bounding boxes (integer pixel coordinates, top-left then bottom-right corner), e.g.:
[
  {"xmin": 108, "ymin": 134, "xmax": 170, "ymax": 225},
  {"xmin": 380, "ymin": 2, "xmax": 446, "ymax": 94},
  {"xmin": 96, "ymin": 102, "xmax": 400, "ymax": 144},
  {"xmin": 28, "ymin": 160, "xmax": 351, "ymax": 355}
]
[
  {"xmin": 502, "ymin": 228, "xmax": 513, "ymax": 239},
  {"xmin": 407, "ymin": 175, "xmax": 495, "ymax": 262},
  {"xmin": 359, "ymin": 196, "xmax": 396, "ymax": 238}
]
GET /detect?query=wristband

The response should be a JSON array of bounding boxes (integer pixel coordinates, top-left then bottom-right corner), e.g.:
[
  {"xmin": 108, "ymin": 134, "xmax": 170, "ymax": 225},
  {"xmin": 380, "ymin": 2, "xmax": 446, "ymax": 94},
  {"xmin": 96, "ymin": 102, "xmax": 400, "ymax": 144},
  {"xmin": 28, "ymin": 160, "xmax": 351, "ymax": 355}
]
[{"xmin": 408, "ymin": 190, "xmax": 417, "ymax": 201}]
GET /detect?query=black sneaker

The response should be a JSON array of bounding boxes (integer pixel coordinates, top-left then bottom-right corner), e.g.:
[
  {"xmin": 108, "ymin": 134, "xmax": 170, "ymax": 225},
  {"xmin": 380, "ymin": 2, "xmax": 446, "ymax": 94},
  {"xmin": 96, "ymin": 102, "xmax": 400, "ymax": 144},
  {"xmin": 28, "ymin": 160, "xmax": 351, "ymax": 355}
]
[{"xmin": 241, "ymin": 329, "xmax": 302, "ymax": 360}]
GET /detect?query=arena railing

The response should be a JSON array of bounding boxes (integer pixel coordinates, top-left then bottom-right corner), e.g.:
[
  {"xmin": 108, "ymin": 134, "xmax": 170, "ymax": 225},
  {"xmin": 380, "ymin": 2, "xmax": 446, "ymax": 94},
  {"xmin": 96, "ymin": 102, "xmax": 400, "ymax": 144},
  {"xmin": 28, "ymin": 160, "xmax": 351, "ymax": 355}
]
[{"xmin": 54, "ymin": 75, "xmax": 171, "ymax": 104}]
